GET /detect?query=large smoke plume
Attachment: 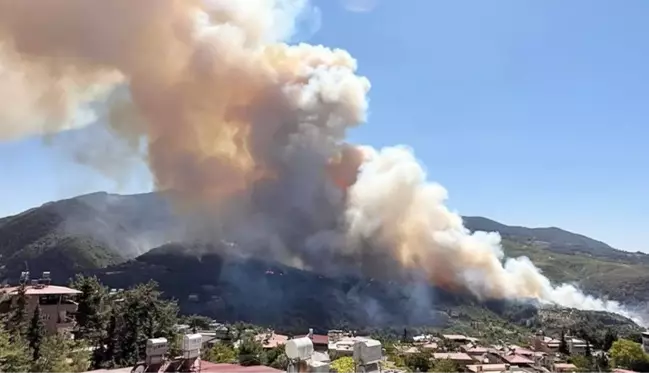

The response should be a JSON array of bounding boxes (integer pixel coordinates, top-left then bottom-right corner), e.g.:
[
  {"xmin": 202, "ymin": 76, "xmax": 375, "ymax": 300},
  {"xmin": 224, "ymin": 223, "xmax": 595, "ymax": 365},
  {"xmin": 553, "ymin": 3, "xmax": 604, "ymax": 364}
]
[{"xmin": 0, "ymin": 0, "xmax": 641, "ymax": 323}]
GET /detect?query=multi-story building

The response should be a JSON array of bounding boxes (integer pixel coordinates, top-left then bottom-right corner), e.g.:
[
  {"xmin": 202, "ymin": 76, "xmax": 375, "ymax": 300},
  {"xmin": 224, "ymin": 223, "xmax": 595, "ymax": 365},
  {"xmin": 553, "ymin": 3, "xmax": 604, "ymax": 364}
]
[
  {"xmin": 566, "ymin": 336, "xmax": 588, "ymax": 355},
  {"xmin": 0, "ymin": 271, "xmax": 81, "ymax": 337}
]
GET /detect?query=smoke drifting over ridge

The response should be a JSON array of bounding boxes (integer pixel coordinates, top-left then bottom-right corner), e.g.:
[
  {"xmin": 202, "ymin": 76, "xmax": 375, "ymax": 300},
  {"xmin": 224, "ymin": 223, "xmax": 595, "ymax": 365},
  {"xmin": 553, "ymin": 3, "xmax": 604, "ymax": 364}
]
[{"xmin": 0, "ymin": 0, "xmax": 640, "ymax": 322}]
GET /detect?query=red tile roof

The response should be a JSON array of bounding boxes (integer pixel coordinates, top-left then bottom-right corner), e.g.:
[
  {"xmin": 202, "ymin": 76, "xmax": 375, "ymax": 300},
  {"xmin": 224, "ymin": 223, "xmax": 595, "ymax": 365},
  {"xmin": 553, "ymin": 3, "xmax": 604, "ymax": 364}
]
[
  {"xmin": 502, "ymin": 354, "xmax": 534, "ymax": 365},
  {"xmin": 510, "ymin": 347, "xmax": 535, "ymax": 356},
  {"xmin": 298, "ymin": 334, "xmax": 328, "ymax": 345},
  {"xmin": 463, "ymin": 346, "xmax": 489, "ymax": 354}
]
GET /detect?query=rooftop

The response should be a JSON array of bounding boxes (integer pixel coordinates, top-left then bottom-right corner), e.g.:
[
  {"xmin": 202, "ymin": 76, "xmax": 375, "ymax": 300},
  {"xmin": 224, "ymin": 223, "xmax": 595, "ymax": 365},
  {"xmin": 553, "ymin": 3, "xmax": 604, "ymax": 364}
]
[
  {"xmin": 466, "ymin": 364, "xmax": 516, "ymax": 373},
  {"xmin": 298, "ymin": 333, "xmax": 328, "ymax": 345},
  {"xmin": 443, "ymin": 334, "xmax": 468, "ymax": 340},
  {"xmin": 509, "ymin": 346, "xmax": 535, "ymax": 356},
  {"xmin": 433, "ymin": 352, "xmax": 473, "ymax": 361},
  {"xmin": 421, "ymin": 342, "xmax": 438, "ymax": 350},
  {"xmin": 463, "ymin": 345, "xmax": 489, "ymax": 354},
  {"xmin": 255, "ymin": 333, "xmax": 288, "ymax": 349},
  {"xmin": 413, "ymin": 334, "xmax": 439, "ymax": 342},
  {"xmin": 1, "ymin": 285, "xmax": 81, "ymax": 296},
  {"xmin": 541, "ymin": 336, "xmax": 561, "ymax": 344},
  {"xmin": 398, "ymin": 346, "xmax": 420, "ymax": 354},
  {"xmin": 84, "ymin": 361, "xmax": 283, "ymax": 373},
  {"xmin": 330, "ymin": 336, "xmax": 368, "ymax": 351},
  {"xmin": 554, "ymin": 363, "xmax": 578, "ymax": 371},
  {"xmin": 501, "ymin": 354, "xmax": 534, "ymax": 365}
]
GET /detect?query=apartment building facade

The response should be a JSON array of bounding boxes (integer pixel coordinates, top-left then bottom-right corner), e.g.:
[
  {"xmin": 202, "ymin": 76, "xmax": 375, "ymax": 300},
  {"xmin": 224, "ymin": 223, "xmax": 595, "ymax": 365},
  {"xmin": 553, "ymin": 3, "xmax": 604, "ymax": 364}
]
[{"xmin": 0, "ymin": 272, "xmax": 81, "ymax": 337}]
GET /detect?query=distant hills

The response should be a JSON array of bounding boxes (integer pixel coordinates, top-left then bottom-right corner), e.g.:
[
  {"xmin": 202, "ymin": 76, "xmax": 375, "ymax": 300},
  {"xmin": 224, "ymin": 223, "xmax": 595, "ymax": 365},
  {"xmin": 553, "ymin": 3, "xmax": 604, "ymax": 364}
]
[
  {"xmin": 463, "ymin": 216, "xmax": 648, "ymax": 264},
  {"xmin": 0, "ymin": 192, "xmax": 177, "ymax": 283},
  {"xmin": 0, "ymin": 191, "xmax": 647, "ymax": 334}
]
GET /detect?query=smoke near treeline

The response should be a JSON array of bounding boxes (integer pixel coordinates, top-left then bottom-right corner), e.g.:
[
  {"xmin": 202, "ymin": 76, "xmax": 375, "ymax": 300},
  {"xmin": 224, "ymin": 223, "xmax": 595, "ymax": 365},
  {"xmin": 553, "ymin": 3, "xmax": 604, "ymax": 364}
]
[{"xmin": 0, "ymin": 0, "xmax": 642, "ymax": 324}]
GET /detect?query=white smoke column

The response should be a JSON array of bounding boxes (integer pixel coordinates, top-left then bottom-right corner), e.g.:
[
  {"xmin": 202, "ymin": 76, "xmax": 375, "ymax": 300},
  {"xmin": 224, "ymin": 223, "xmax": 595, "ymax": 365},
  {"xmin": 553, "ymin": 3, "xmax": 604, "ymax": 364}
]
[{"xmin": 346, "ymin": 146, "xmax": 643, "ymax": 323}]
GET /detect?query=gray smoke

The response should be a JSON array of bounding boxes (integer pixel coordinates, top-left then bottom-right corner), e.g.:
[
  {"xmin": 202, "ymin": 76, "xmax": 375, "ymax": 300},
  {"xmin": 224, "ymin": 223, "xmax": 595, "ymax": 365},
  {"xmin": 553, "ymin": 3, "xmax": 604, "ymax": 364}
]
[{"xmin": 0, "ymin": 0, "xmax": 642, "ymax": 325}]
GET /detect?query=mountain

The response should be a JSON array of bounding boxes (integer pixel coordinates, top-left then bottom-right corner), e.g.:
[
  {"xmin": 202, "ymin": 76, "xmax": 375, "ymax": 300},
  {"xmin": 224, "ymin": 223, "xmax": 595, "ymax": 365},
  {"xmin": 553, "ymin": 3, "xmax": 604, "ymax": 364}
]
[
  {"xmin": 1, "ymin": 191, "xmax": 648, "ymax": 315},
  {"xmin": 0, "ymin": 192, "xmax": 177, "ymax": 283},
  {"xmin": 90, "ymin": 243, "xmax": 643, "ymax": 343},
  {"xmin": 463, "ymin": 216, "xmax": 648, "ymax": 263},
  {"xmin": 462, "ymin": 216, "xmax": 649, "ymax": 304}
]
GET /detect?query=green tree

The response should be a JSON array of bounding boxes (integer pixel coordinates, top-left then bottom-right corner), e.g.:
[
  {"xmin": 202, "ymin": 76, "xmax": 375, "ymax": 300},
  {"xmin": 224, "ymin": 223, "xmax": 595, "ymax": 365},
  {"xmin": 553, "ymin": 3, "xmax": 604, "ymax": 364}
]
[
  {"xmin": 67, "ymin": 339, "xmax": 93, "ymax": 372},
  {"xmin": 203, "ymin": 342, "xmax": 237, "ymax": 363},
  {"xmin": 31, "ymin": 336, "xmax": 72, "ymax": 373},
  {"xmin": 237, "ymin": 337, "xmax": 263, "ymax": 366},
  {"xmin": 609, "ymin": 339, "xmax": 649, "ymax": 369},
  {"xmin": 570, "ymin": 355, "xmax": 593, "ymax": 372},
  {"xmin": 585, "ymin": 339, "xmax": 592, "ymax": 358},
  {"xmin": 184, "ymin": 315, "xmax": 212, "ymax": 332},
  {"xmin": 559, "ymin": 330, "xmax": 570, "ymax": 355},
  {"xmin": 0, "ymin": 323, "xmax": 30, "ymax": 373},
  {"xmin": 27, "ymin": 304, "xmax": 45, "ymax": 361},
  {"xmin": 331, "ymin": 356, "xmax": 355, "ymax": 373},
  {"xmin": 269, "ymin": 352, "xmax": 288, "ymax": 370},
  {"xmin": 111, "ymin": 281, "xmax": 179, "ymax": 366},
  {"xmin": 595, "ymin": 353, "xmax": 611, "ymax": 372},
  {"xmin": 405, "ymin": 351, "xmax": 432, "ymax": 372},
  {"xmin": 431, "ymin": 358, "xmax": 459, "ymax": 372},
  {"xmin": 603, "ymin": 329, "xmax": 617, "ymax": 351},
  {"xmin": 102, "ymin": 307, "xmax": 120, "ymax": 368},
  {"xmin": 231, "ymin": 322, "xmax": 254, "ymax": 341},
  {"xmin": 70, "ymin": 274, "xmax": 108, "ymax": 367},
  {"xmin": 70, "ymin": 275, "xmax": 108, "ymax": 338},
  {"xmin": 263, "ymin": 344, "xmax": 288, "ymax": 370},
  {"xmin": 383, "ymin": 343, "xmax": 407, "ymax": 369},
  {"xmin": 8, "ymin": 283, "xmax": 29, "ymax": 340},
  {"xmin": 440, "ymin": 338, "xmax": 460, "ymax": 352}
]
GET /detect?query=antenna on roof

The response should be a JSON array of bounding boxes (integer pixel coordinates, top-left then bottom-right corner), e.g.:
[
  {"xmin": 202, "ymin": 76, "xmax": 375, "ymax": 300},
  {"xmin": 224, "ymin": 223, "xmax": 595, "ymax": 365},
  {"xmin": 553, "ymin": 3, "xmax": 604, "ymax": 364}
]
[
  {"xmin": 41, "ymin": 271, "xmax": 51, "ymax": 287},
  {"xmin": 20, "ymin": 262, "xmax": 29, "ymax": 285}
]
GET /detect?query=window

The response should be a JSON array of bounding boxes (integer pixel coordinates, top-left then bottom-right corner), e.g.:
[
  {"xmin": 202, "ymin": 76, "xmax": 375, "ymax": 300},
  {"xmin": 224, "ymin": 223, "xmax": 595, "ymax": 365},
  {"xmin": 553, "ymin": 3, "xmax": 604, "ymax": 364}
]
[{"xmin": 39, "ymin": 294, "xmax": 61, "ymax": 305}]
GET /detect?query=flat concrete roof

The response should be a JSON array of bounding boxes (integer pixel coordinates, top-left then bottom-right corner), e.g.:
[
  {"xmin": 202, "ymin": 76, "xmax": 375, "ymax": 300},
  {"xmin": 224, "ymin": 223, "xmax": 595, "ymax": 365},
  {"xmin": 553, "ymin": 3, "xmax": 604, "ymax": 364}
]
[{"xmin": 2, "ymin": 285, "xmax": 81, "ymax": 296}]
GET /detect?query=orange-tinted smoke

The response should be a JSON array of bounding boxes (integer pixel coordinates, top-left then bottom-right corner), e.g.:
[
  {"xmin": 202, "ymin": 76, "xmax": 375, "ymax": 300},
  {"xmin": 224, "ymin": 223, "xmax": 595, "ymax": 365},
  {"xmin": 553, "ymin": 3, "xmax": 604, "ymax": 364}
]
[
  {"xmin": 326, "ymin": 144, "xmax": 365, "ymax": 191},
  {"xmin": 0, "ymin": 0, "xmax": 370, "ymax": 210}
]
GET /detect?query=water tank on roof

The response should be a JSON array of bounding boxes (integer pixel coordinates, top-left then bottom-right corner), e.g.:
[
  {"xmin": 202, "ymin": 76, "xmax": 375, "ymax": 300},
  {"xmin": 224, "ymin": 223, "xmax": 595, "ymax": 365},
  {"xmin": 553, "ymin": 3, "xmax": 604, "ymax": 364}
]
[
  {"xmin": 353, "ymin": 339, "xmax": 382, "ymax": 365},
  {"xmin": 146, "ymin": 338, "xmax": 168, "ymax": 357},
  {"xmin": 182, "ymin": 333, "xmax": 202, "ymax": 359},
  {"xmin": 286, "ymin": 337, "xmax": 314, "ymax": 360}
]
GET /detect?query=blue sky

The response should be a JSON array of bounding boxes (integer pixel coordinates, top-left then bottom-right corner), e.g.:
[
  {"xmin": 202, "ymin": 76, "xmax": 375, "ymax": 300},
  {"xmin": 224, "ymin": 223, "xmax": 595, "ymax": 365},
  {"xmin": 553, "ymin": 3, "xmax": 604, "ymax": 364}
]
[{"xmin": 1, "ymin": 0, "xmax": 648, "ymax": 252}]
